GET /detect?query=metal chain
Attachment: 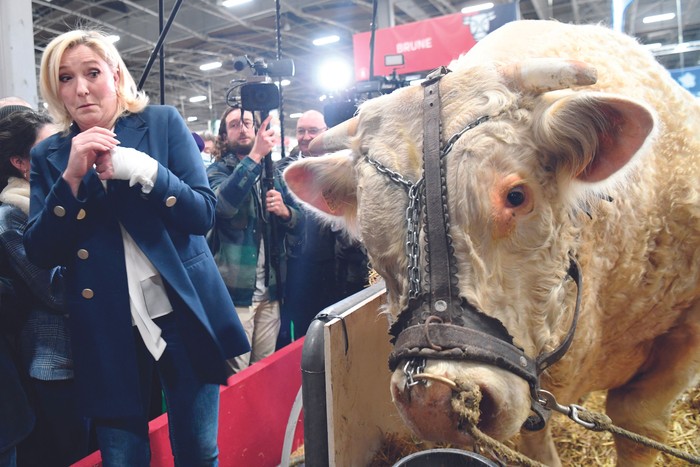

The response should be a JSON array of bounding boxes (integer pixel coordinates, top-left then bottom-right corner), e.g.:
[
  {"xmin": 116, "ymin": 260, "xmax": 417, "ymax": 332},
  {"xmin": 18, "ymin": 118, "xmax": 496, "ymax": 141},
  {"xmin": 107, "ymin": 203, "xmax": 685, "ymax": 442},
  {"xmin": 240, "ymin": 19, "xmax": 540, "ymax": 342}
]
[
  {"xmin": 363, "ymin": 155, "xmax": 416, "ymax": 189},
  {"xmin": 364, "ymin": 155, "xmax": 424, "ymax": 298},
  {"xmin": 363, "ymin": 112, "xmax": 492, "ymax": 299},
  {"xmin": 402, "ymin": 357, "xmax": 426, "ymax": 389},
  {"xmin": 406, "ymin": 180, "xmax": 423, "ymax": 298},
  {"xmin": 440, "ymin": 115, "xmax": 491, "ymax": 158},
  {"xmin": 537, "ymin": 390, "xmax": 700, "ymax": 464}
]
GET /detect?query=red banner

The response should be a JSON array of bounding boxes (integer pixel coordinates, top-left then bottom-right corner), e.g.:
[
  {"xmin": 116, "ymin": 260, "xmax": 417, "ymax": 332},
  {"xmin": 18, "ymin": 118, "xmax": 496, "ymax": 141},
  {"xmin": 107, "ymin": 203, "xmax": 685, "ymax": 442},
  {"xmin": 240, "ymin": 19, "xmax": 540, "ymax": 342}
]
[{"xmin": 352, "ymin": 5, "xmax": 518, "ymax": 80}]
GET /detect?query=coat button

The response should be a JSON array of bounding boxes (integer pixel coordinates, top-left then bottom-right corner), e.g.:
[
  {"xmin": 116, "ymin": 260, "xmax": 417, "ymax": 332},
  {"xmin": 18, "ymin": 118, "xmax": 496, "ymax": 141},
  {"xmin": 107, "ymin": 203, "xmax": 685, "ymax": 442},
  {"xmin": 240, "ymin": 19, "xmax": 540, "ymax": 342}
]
[
  {"xmin": 165, "ymin": 196, "xmax": 177, "ymax": 207},
  {"xmin": 77, "ymin": 249, "xmax": 89, "ymax": 260},
  {"xmin": 81, "ymin": 288, "xmax": 94, "ymax": 299},
  {"xmin": 76, "ymin": 209, "xmax": 86, "ymax": 220},
  {"xmin": 53, "ymin": 206, "xmax": 66, "ymax": 217}
]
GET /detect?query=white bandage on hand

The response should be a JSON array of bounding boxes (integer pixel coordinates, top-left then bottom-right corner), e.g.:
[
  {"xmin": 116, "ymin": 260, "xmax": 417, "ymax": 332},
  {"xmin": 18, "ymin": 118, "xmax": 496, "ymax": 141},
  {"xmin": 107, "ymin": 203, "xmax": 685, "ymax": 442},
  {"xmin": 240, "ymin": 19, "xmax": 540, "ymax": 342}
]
[{"xmin": 109, "ymin": 147, "xmax": 158, "ymax": 193}]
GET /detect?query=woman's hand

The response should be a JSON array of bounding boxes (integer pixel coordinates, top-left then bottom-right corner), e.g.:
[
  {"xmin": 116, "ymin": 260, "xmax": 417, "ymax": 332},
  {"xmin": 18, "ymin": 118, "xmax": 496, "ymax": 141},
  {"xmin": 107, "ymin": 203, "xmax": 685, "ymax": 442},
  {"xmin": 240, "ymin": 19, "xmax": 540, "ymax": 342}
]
[{"xmin": 62, "ymin": 127, "xmax": 120, "ymax": 196}]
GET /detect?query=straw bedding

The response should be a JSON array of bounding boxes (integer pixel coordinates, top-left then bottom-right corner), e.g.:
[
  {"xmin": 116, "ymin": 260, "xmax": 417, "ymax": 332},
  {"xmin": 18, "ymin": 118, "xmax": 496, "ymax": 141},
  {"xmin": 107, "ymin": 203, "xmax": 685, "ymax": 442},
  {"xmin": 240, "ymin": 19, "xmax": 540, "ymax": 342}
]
[{"xmin": 368, "ymin": 384, "xmax": 700, "ymax": 466}]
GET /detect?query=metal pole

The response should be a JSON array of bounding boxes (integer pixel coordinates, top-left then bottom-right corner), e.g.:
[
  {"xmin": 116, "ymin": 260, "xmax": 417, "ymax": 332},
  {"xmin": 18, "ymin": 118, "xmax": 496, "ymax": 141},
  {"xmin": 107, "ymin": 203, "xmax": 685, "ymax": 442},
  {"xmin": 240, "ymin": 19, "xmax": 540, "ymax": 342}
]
[
  {"xmin": 301, "ymin": 319, "xmax": 330, "ymax": 466},
  {"xmin": 138, "ymin": 0, "xmax": 185, "ymax": 90}
]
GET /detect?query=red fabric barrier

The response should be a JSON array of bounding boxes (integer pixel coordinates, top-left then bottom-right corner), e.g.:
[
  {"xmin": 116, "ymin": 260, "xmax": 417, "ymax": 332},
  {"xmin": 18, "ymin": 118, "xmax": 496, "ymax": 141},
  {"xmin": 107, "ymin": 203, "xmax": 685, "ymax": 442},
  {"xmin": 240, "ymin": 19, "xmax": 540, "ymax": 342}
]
[{"xmin": 72, "ymin": 339, "xmax": 305, "ymax": 467}]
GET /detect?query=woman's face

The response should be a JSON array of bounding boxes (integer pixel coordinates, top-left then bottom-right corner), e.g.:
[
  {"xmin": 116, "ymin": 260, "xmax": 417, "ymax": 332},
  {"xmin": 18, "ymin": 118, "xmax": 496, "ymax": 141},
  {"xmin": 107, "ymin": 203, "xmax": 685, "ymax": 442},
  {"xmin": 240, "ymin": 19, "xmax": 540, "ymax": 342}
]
[{"xmin": 57, "ymin": 44, "xmax": 119, "ymax": 131}]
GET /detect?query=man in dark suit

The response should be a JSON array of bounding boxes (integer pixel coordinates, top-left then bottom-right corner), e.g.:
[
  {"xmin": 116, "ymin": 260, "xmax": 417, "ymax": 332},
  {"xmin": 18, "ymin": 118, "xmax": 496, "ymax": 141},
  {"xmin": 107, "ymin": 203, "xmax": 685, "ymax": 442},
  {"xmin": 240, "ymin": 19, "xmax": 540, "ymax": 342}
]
[{"xmin": 276, "ymin": 110, "xmax": 369, "ymax": 347}]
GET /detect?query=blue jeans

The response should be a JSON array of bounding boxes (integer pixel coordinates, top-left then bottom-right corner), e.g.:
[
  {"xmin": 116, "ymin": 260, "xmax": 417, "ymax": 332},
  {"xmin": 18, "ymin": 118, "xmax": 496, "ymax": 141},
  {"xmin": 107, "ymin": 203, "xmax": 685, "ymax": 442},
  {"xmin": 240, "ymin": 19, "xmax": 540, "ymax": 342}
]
[{"xmin": 94, "ymin": 313, "xmax": 220, "ymax": 467}]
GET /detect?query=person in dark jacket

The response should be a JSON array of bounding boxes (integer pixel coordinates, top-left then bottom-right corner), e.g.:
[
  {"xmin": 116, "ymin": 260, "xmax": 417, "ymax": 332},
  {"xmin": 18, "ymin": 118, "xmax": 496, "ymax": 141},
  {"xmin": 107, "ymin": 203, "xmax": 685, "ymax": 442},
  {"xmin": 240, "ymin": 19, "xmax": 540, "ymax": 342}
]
[
  {"xmin": 0, "ymin": 102, "xmax": 35, "ymax": 467},
  {"xmin": 207, "ymin": 105, "xmax": 299, "ymax": 372},
  {"xmin": 25, "ymin": 30, "xmax": 249, "ymax": 466},
  {"xmin": 0, "ymin": 105, "xmax": 91, "ymax": 467},
  {"xmin": 275, "ymin": 110, "xmax": 369, "ymax": 347}
]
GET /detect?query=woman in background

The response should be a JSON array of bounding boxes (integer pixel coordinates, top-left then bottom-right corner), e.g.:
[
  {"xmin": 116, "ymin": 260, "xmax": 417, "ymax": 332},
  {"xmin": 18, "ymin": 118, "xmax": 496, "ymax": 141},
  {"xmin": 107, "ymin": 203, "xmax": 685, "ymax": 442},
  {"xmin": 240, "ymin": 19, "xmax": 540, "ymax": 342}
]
[{"xmin": 0, "ymin": 105, "xmax": 90, "ymax": 466}]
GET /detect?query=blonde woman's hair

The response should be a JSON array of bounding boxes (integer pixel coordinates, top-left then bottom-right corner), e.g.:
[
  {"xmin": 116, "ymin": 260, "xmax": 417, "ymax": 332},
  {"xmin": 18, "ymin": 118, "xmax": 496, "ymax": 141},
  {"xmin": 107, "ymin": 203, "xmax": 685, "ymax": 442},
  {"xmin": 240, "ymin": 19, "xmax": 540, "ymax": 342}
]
[{"xmin": 40, "ymin": 29, "xmax": 149, "ymax": 132}]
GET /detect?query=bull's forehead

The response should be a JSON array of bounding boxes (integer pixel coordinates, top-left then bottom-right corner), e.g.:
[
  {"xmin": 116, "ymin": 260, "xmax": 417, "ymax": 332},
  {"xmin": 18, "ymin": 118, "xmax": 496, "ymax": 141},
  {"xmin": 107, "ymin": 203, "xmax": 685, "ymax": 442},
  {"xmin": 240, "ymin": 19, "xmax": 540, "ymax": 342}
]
[{"xmin": 353, "ymin": 64, "xmax": 516, "ymax": 169}]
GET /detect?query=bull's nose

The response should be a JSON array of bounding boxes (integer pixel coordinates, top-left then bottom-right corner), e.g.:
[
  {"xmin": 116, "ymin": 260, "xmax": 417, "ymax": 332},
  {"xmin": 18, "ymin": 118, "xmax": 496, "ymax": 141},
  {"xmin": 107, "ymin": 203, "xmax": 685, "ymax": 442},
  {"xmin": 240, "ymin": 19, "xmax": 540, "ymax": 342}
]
[
  {"xmin": 390, "ymin": 372, "xmax": 509, "ymax": 446},
  {"xmin": 391, "ymin": 377, "xmax": 480, "ymax": 446}
]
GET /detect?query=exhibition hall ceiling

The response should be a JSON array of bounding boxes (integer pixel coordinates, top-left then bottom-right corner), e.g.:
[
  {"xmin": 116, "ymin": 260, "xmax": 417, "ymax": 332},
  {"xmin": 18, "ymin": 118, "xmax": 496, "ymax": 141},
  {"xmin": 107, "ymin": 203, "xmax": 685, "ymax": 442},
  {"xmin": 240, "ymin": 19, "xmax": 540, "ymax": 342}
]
[{"xmin": 31, "ymin": 0, "xmax": 700, "ymax": 131}]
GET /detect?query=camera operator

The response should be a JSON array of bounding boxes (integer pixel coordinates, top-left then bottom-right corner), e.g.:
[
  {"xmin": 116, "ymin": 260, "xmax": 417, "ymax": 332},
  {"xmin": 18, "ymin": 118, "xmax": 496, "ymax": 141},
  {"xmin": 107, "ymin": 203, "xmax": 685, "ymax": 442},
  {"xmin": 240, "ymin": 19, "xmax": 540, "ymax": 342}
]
[{"xmin": 207, "ymin": 105, "xmax": 300, "ymax": 373}]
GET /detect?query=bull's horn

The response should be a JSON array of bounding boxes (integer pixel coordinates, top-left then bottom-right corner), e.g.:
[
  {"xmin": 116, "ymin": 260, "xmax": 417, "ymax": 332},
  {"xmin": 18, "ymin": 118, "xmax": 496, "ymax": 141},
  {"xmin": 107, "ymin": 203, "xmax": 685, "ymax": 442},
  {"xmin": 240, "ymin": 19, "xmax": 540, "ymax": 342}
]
[
  {"xmin": 502, "ymin": 59, "xmax": 597, "ymax": 95},
  {"xmin": 308, "ymin": 116, "xmax": 359, "ymax": 156}
]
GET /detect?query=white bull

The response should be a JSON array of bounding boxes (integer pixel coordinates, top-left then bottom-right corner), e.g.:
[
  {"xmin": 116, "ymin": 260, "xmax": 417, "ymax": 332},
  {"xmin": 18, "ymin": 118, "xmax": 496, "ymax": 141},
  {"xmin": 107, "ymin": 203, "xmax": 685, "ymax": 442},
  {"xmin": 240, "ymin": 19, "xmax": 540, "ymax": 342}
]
[{"xmin": 284, "ymin": 20, "xmax": 700, "ymax": 466}]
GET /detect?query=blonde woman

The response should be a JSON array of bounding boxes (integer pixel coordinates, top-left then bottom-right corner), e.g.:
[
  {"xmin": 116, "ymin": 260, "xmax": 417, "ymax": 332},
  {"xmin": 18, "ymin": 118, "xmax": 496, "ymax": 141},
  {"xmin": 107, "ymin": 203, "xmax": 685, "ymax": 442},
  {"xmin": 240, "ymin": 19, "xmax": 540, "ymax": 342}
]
[{"xmin": 25, "ymin": 30, "xmax": 249, "ymax": 466}]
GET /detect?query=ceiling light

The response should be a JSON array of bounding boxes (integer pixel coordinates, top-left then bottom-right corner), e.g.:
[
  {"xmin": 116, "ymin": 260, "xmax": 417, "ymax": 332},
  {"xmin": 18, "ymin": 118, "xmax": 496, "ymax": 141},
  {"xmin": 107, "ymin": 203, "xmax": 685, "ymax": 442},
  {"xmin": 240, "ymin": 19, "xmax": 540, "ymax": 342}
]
[
  {"xmin": 642, "ymin": 13, "xmax": 676, "ymax": 24},
  {"xmin": 187, "ymin": 116, "xmax": 198, "ymax": 122},
  {"xmin": 280, "ymin": 79, "xmax": 291, "ymax": 86},
  {"xmin": 313, "ymin": 35, "xmax": 340, "ymax": 46},
  {"xmin": 189, "ymin": 95, "xmax": 207, "ymax": 103},
  {"xmin": 318, "ymin": 58, "xmax": 353, "ymax": 91},
  {"xmin": 106, "ymin": 35, "xmax": 120, "ymax": 44},
  {"xmin": 199, "ymin": 61, "xmax": 222, "ymax": 71},
  {"xmin": 461, "ymin": 2, "xmax": 494, "ymax": 14},
  {"xmin": 222, "ymin": 0, "xmax": 252, "ymax": 7},
  {"xmin": 289, "ymin": 113, "xmax": 303, "ymax": 119}
]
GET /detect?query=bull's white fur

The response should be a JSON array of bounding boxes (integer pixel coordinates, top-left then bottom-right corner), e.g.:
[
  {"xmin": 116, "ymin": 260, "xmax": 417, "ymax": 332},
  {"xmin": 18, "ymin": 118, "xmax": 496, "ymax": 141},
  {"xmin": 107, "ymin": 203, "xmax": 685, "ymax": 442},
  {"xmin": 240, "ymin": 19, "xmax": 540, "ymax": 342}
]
[{"xmin": 284, "ymin": 20, "xmax": 700, "ymax": 466}]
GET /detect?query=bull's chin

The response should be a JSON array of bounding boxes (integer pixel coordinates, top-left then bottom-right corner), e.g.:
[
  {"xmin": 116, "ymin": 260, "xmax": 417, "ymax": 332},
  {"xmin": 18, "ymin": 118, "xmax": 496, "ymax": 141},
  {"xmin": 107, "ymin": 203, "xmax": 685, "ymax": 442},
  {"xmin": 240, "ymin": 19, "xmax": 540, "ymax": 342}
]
[{"xmin": 389, "ymin": 361, "xmax": 532, "ymax": 445}]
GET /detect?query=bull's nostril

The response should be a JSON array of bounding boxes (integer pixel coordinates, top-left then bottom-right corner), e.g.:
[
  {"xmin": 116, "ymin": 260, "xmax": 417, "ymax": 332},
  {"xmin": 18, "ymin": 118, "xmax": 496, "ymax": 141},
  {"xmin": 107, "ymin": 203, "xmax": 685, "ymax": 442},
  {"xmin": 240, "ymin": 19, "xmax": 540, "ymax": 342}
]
[{"xmin": 476, "ymin": 386, "xmax": 497, "ymax": 431}]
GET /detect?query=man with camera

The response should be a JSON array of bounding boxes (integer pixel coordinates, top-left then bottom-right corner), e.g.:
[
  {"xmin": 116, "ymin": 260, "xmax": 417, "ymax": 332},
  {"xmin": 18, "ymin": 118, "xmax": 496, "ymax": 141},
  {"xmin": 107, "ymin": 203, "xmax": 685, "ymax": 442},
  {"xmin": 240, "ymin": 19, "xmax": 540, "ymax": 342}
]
[
  {"xmin": 207, "ymin": 105, "xmax": 300, "ymax": 372},
  {"xmin": 275, "ymin": 110, "xmax": 369, "ymax": 348}
]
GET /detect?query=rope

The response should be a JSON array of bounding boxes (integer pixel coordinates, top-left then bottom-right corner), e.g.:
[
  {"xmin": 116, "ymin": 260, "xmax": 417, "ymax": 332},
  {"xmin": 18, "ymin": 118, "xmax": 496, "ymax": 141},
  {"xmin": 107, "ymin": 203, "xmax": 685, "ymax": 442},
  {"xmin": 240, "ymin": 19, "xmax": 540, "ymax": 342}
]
[
  {"xmin": 574, "ymin": 407, "xmax": 700, "ymax": 464},
  {"xmin": 423, "ymin": 372, "xmax": 700, "ymax": 466},
  {"xmin": 449, "ymin": 378, "xmax": 547, "ymax": 467}
]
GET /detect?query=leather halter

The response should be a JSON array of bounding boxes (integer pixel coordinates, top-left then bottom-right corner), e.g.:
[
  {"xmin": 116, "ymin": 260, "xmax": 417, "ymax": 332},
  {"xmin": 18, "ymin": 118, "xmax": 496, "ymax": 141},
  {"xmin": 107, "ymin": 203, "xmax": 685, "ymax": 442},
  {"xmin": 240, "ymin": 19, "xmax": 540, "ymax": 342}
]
[{"xmin": 380, "ymin": 67, "xmax": 583, "ymax": 431}]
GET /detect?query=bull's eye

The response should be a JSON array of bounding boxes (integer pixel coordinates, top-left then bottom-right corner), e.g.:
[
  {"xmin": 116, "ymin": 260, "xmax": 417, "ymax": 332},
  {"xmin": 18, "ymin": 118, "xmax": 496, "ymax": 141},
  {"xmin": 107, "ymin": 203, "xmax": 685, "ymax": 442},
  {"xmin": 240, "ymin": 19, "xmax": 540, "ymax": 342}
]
[{"xmin": 506, "ymin": 186, "xmax": 526, "ymax": 207}]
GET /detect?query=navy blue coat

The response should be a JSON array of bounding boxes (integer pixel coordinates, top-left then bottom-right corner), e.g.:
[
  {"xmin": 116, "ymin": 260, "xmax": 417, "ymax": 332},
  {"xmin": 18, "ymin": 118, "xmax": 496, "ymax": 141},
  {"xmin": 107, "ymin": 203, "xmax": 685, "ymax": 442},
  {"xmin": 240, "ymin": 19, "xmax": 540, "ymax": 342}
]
[{"xmin": 24, "ymin": 106, "xmax": 250, "ymax": 418}]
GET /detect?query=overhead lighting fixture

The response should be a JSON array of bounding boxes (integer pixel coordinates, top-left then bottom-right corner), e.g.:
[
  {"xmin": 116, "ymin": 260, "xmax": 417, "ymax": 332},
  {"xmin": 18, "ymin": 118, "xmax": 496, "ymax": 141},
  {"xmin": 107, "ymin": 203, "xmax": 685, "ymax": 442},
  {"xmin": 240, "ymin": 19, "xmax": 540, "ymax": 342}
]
[
  {"xmin": 313, "ymin": 35, "xmax": 340, "ymax": 46},
  {"xmin": 318, "ymin": 58, "xmax": 353, "ymax": 91},
  {"xmin": 461, "ymin": 2, "xmax": 494, "ymax": 14},
  {"xmin": 643, "ymin": 13, "xmax": 676, "ymax": 24},
  {"xmin": 280, "ymin": 79, "xmax": 291, "ymax": 86},
  {"xmin": 222, "ymin": 0, "xmax": 252, "ymax": 7},
  {"xmin": 189, "ymin": 95, "xmax": 207, "ymax": 103},
  {"xmin": 106, "ymin": 35, "xmax": 120, "ymax": 44},
  {"xmin": 187, "ymin": 116, "xmax": 198, "ymax": 122},
  {"xmin": 289, "ymin": 113, "xmax": 303, "ymax": 119},
  {"xmin": 199, "ymin": 61, "xmax": 222, "ymax": 71}
]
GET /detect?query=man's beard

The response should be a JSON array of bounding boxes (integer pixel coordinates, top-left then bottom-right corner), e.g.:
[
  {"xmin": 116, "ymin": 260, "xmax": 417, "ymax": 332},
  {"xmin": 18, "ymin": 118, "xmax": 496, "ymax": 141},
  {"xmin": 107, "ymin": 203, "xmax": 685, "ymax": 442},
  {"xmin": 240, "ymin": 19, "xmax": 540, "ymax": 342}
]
[{"xmin": 224, "ymin": 140, "xmax": 253, "ymax": 156}]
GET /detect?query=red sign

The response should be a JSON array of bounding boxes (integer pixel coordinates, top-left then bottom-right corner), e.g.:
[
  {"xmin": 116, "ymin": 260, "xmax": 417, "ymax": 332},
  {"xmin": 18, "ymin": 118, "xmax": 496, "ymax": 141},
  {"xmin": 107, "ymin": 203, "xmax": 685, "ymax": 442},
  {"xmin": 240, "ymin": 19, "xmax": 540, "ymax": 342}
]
[
  {"xmin": 353, "ymin": 13, "xmax": 476, "ymax": 80},
  {"xmin": 352, "ymin": 5, "xmax": 518, "ymax": 81}
]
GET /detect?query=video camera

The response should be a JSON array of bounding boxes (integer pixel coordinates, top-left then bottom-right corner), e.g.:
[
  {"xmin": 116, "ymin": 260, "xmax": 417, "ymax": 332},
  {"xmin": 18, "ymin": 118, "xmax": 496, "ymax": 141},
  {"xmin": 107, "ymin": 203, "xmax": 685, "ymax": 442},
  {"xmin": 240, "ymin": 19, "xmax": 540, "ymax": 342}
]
[
  {"xmin": 226, "ymin": 55, "xmax": 295, "ymax": 112},
  {"xmin": 323, "ymin": 68, "xmax": 409, "ymax": 127}
]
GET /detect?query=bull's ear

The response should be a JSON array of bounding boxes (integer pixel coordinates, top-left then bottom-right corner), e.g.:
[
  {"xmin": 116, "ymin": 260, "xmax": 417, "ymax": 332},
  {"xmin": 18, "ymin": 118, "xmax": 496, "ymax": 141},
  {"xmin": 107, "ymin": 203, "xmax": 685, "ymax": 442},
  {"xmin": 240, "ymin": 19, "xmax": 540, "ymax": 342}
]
[
  {"xmin": 534, "ymin": 92, "xmax": 655, "ymax": 183},
  {"xmin": 283, "ymin": 151, "xmax": 358, "ymax": 224}
]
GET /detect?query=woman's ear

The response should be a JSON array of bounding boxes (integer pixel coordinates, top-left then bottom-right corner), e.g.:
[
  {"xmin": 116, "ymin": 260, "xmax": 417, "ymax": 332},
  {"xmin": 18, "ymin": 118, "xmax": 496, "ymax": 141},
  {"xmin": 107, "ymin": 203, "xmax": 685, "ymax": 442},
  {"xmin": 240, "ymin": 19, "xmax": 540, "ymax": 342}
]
[
  {"xmin": 9, "ymin": 156, "xmax": 25, "ymax": 172},
  {"xmin": 10, "ymin": 156, "xmax": 29, "ymax": 179}
]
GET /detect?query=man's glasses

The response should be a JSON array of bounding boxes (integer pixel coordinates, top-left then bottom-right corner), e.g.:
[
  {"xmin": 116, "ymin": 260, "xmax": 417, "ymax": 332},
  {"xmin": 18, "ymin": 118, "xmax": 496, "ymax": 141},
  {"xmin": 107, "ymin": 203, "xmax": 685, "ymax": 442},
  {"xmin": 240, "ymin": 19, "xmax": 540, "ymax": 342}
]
[{"xmin": 296, "ymin": 127, "xmax": 326, "ymax": 137}]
